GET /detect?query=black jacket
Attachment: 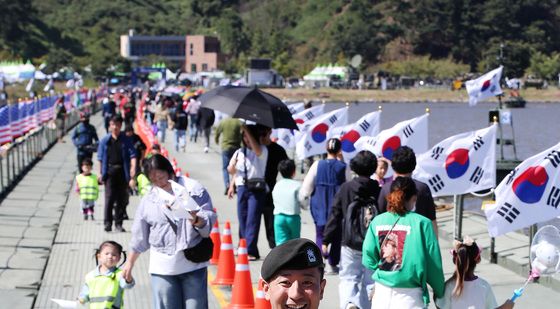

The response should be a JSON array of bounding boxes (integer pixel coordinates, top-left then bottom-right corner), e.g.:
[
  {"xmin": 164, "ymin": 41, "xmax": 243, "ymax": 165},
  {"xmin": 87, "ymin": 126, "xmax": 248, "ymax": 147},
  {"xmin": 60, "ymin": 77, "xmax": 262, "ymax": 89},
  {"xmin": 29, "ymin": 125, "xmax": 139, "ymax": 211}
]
[
  {"xmin": 323, "ymin": 176, "xmax": 380, "ymax": 248},
  {"xmin": 196, "ymin": 107, "xmax": 215, "ymax": 129},
  {"xmin": 171, "ymin": 109, "xmax": 189, "ymax": 130}
]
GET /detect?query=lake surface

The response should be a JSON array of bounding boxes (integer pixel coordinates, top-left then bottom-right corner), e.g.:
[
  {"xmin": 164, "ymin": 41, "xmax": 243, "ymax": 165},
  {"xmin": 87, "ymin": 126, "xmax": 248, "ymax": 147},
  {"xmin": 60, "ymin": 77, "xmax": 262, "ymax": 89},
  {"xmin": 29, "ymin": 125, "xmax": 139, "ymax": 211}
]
[{"xmin": 316, "ymin": 101, "xmax": 560, "ymax": 160}]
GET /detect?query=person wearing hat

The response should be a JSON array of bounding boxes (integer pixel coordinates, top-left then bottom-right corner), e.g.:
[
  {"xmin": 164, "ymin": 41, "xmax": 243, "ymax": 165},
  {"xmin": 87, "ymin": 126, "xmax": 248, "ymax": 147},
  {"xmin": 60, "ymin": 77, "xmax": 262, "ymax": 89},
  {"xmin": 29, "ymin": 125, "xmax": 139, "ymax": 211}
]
[
  {"xmin": 262, "ymin": 238, "xmax": 326, "ymax": 309},
  {"xmin": 72, "ymin": 112, "xmax": 99, "ymax": 173}
]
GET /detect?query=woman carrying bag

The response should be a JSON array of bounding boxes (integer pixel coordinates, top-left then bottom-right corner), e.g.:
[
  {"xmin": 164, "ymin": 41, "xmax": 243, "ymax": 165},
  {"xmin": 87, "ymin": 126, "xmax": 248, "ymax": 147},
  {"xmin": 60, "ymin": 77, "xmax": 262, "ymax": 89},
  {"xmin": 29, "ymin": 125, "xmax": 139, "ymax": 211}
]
[
  {"xmin": 124, "ymin": 154, "xmax": 216, "ymax": 309},
  {"xmin": 227, "ymin": 124, "xmax": 268, "ymax": 260}
]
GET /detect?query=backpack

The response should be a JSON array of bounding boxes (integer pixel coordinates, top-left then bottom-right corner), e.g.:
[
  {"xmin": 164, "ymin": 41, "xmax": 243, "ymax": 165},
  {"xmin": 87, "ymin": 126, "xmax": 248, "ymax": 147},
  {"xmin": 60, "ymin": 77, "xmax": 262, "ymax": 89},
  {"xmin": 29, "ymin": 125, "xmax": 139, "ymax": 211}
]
[{"xmin": 344, "ymin": 195, "xmax": 378, "ymax": 251}]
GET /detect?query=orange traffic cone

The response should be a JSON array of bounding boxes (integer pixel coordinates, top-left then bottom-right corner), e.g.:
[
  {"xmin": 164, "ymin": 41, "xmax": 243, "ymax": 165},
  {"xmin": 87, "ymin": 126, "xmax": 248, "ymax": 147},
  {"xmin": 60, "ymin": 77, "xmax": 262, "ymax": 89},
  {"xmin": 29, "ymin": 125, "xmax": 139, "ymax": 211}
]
[
  {"xmin": 254, "ymin": 278, "xmax": 271, "ymax": 309},
  {"xmin": 209, "ymin": 219, "xmax": 221, "ymax": 265},
  {"xmin": 228, "ymin": 239, "xmax": 254, "ymax": 308},
  {"xmin": 212, "ymin": 221, "xmax": 235, "ymax": 285}
]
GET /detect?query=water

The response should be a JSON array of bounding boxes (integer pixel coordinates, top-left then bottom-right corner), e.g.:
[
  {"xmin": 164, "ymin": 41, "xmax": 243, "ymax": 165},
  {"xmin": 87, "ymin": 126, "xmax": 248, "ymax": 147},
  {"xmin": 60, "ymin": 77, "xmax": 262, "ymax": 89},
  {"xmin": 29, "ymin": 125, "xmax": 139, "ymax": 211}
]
[{"xmin": 319, "ymin": 101, "xmax": 560, "ymax": 160}]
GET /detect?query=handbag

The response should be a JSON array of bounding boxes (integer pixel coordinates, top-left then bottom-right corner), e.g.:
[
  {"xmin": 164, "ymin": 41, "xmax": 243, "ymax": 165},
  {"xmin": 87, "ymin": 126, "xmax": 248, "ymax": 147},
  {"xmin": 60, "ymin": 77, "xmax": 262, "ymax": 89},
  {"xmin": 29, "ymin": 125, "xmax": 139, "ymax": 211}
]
[
  {"xmin": 245, "ymin": 178, "xmax": 267, "ymax": 192},
  {"xmin": 241, "ymin": 148, "xmax": 267, "ymax": 192},
  {"xmin": 164, "ymin": 213, "xmax": 214, "ymax": 263}
]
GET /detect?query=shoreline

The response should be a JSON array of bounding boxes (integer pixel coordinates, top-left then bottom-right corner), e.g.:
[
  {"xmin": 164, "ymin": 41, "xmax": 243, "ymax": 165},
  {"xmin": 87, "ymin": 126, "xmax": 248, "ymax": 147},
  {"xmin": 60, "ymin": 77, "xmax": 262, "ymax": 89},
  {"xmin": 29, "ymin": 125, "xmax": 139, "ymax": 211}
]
[{"xmin": 266, "ymin": 87, "xmax": 560, "ymax": 103}]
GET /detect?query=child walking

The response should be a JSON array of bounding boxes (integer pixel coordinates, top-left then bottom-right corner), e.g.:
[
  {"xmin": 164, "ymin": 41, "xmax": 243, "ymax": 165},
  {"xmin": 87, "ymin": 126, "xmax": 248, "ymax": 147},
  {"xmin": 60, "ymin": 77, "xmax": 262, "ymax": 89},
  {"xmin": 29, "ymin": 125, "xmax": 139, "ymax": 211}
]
[
  {"xmin": 79, "ymin": 241, "xmax": 135, "ymax": 308},
  {"xmin": 272, "ymin": 159, "xmax": 305, "ymax": 246},
  {"xmin": 435, "ymin": 236, "xmax": 514, "ymax": 309},
  {"xmin": 75, "ymin": 158, "xmax": 99, "ymax": 220}
]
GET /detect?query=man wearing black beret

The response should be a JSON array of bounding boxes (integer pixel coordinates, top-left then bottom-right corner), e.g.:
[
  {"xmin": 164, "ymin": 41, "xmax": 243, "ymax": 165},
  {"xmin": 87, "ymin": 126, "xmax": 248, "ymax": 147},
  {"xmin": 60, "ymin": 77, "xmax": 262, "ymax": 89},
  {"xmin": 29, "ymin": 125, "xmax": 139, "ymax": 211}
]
[{"xmin": 262, "ymin": 238, "xmax": 327, "ymax": 309}]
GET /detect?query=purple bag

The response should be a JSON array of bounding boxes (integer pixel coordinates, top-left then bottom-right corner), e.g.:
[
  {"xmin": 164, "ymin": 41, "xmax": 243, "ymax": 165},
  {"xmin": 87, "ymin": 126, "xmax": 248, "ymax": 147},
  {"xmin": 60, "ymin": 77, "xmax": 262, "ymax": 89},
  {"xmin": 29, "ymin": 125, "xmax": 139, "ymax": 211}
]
[{"xmin": 151, "ymin": 123, "xmax": 158, "ymax": 135}]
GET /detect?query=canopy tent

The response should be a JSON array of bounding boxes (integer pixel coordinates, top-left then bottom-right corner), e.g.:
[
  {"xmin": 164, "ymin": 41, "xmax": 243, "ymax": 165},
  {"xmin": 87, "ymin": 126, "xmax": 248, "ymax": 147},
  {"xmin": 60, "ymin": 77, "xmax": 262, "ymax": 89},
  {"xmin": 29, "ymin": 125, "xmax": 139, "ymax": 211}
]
[{"xmin": 303, "ymin": 64, "xmax": 348, "ymax": 82}]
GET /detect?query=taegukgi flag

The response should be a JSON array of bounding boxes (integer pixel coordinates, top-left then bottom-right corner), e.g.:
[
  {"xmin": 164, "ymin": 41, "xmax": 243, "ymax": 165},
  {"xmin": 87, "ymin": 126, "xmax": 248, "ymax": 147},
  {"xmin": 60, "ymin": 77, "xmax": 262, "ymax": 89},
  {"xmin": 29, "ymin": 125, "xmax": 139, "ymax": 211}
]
[
  {"xmin": 414, "ymin": 124, "xmax": 497, "ymax": 197},
  {"xmin": 466, "ymin": 66, "xmax": 503, "ymax": 106},
  {"xmin": 355, "ymin": 113, "xmax": 429, "ymax": 161},
  {"xmin": 276, "ymin": 105, "xmax": 325, "ymax": 150},
  {"xmin": 286, "ymin": 102, "xmax": 305, "ymax": 115},
  {"xmin": 485, "ymin": 142, "xmax": 560, "ymax": 237},
  {"xmin": 295, "ymin": 107, "xmax": 348, "ymax": 160},
  {"xmin": 340, "ymin": 111, "xmax": 381, "ymax": 161}
]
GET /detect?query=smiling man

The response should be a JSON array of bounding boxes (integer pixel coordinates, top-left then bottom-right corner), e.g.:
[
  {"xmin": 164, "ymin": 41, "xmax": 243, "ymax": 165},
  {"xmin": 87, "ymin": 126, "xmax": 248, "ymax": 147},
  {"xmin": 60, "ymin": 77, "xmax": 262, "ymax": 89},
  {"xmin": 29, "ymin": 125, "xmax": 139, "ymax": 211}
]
[{"xmin": 261, "ymin": 238, "xmax": 327, "ymax": 309}]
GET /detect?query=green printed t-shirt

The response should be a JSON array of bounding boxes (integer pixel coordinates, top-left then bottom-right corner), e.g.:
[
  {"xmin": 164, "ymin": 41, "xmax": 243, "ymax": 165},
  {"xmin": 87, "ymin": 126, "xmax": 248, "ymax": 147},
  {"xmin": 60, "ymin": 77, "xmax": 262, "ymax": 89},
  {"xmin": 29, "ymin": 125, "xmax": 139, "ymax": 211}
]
[{"xmin": 362, "ymin": 211, "xmax": 445, "ymax": 304}]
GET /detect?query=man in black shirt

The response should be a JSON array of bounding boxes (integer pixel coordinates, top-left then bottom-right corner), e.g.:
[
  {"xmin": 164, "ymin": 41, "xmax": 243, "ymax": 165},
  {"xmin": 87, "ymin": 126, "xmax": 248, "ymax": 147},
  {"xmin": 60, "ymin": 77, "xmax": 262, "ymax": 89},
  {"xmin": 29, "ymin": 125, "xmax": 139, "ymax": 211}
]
[
  {"xmin": 258, "ymin": 125, "xmax": 289, "ymax": 248},
  {"xmin": 377, "ymin": 146, "xmax": 438, "ymax": 235}
]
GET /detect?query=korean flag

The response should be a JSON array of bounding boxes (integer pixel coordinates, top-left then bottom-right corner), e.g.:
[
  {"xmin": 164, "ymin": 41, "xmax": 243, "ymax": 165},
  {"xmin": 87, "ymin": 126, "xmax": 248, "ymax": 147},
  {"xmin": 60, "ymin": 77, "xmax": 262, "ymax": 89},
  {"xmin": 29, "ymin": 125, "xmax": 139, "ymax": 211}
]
[
  {"xmin": 486, "ymin": 142, "xmax": 560, "ymax": 237},
  {"xmin": 295, "ymin": 107, "xmax": 348, "ymax": 160},
  {"xmin": 414, "ymin": 124, "xmax": 497, "ymax": 197},
  {"xmin": 355, "ymin": 113, "xmax": 429, "ymax": 161}
]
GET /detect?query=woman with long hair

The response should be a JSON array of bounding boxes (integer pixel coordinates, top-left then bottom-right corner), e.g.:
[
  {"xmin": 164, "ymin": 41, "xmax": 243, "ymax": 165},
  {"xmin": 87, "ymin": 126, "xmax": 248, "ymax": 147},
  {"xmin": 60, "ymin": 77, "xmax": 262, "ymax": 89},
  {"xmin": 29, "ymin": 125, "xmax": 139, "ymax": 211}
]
[{"xmin": 363, "ymin": 176, "xmax": 445, "ymax": 308}]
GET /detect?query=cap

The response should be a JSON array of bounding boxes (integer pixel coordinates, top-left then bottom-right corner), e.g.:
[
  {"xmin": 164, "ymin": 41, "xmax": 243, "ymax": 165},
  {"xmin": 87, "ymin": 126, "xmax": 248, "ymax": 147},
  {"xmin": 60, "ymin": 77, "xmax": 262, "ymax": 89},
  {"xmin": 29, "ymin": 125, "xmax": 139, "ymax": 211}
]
[{"xmin": 261, "ymin": 238, "xmax": 324, "ymax": 281}]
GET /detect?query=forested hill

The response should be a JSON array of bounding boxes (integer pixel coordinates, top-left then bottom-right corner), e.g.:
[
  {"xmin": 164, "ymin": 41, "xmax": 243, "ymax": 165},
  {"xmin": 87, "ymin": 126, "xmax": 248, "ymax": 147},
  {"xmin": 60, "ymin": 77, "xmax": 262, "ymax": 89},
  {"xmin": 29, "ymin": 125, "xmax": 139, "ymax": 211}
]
[{"xmin": 1, "ymin": 0, "xmax": 559, "ymax": 78}]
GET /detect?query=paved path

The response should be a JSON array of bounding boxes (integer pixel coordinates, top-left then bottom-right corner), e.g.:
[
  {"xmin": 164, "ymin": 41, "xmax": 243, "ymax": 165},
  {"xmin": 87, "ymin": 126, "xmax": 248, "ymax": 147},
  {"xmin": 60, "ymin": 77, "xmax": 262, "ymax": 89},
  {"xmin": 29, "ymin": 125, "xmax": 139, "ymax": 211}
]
[{"xmin": 3, "ymin": 115, "xmax": 558, "ymax": 308}]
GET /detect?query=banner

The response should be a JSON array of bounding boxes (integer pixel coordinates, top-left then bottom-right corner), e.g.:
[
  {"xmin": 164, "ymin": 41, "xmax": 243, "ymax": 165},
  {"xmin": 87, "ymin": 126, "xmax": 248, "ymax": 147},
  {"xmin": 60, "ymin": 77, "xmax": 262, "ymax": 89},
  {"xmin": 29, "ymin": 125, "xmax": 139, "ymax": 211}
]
[
  {"xmin": 466, "ymin": 66, "xmax": 503, "ymax": 106},
  {"xmin": 340, "ymin": 111, "xmax": 381, "ymax": 161},
  {"xmin": 485, "ymin": 142, "xmax": 560, "ymax": 237},
  {"xmin": 355, "ymin": 113, "xmax": 429, "ymax": 161},
  {"xmin": 414, "ymin": 124, "xmax": 497, "ymax": 197},
  {"xmin": 295, "ymin": 107, "xmax": 348, "ymax": 159}
]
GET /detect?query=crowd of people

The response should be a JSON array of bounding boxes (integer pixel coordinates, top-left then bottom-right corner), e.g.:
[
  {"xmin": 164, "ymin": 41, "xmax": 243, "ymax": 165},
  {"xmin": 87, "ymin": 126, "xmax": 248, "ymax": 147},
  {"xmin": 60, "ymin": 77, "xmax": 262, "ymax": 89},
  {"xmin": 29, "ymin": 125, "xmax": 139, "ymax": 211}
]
[{"xmin": 70, "ymin": 88, "xmax": 515, "ymax": 309}]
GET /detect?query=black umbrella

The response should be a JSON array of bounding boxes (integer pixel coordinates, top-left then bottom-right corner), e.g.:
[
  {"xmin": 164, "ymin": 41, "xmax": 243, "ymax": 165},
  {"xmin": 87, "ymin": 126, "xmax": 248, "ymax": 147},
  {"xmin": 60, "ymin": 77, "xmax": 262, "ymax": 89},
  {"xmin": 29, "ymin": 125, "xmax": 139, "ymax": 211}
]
[{"xmin": 198, "ymin": 85, "xmax": 298, "ymax": 130}]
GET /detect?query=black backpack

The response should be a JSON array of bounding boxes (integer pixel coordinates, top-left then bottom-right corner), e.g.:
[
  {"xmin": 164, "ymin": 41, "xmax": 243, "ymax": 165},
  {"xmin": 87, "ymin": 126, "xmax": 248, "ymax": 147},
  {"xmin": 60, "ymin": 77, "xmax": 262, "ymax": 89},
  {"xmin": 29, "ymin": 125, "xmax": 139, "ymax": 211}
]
[{"xmin": 344, "ymin": 195, "xmax": 378, "ymax": 251}]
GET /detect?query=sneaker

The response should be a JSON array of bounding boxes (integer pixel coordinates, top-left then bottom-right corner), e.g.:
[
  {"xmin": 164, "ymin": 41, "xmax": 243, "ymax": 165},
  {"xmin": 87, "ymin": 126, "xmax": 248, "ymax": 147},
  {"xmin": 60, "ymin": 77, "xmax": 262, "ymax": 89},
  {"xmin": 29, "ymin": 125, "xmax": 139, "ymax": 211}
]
[
  {"xmin": 104, "ymin": 226, "xmax": 112, "ymax": 232},
  {"xmin": 248, "ymin": 255, "xmax": 260, "ymax": 261},
  {"xmin": 204, "ymin": 147, "xmax": 209, "ymax": 153},
  {"xmin": 115, "ymin": 226, "xmax": 126, "ymax": 233}
]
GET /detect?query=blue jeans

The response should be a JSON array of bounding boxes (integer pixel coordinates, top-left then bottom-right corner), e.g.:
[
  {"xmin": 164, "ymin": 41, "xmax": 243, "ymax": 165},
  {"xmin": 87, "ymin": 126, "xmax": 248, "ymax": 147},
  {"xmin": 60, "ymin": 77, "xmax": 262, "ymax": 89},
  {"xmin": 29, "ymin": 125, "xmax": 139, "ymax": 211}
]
[
  {"xmin": 174, "ymin": 129, "xmax": 186, "ymax": 151},
  {"xmin": 236, "ymin": 185, "xmax": 265, "ymax": 258},
  {"xmin": 221, "ymin": 148, "xmax": 237, "ymax": 190},
  {"xmin": 339, "ymin": 246, "xmax": 374, "ymax": 309},
  {"xmin": 157, "ymin": 120, "xmax": 167, "ymax": 143},
  {"xmin": 189, "ymin": 114, "xmax": 198, "ymax": 141},
  {"xmin": 150, "ymin": 267, "xmax": 208, "ymax": 309}
]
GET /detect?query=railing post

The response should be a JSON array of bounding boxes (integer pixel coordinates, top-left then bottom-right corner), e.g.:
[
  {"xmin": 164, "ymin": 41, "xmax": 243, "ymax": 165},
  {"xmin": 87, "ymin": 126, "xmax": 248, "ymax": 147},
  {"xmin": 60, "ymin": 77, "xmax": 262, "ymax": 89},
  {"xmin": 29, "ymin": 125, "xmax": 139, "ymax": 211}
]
[{"xmin": 453, "ymin": 194, "xmax": 464, "ymax": 240}]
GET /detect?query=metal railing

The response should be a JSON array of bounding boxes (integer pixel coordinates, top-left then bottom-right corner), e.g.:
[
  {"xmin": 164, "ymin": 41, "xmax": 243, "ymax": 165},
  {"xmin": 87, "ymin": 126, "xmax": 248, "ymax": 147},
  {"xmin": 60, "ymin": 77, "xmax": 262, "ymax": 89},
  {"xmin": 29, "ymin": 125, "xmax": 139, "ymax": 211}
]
[{"xmin": 0, "ymin": 101, "xmax": 100, "ymax": 199}]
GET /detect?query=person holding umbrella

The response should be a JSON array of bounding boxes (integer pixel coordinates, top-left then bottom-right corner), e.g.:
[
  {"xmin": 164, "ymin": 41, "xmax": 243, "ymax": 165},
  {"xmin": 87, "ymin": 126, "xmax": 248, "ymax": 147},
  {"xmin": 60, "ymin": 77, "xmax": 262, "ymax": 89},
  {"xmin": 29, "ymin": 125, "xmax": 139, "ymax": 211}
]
[{"xmin": 227, "ymin": 124, "xmax": 268, "ymax": 260}]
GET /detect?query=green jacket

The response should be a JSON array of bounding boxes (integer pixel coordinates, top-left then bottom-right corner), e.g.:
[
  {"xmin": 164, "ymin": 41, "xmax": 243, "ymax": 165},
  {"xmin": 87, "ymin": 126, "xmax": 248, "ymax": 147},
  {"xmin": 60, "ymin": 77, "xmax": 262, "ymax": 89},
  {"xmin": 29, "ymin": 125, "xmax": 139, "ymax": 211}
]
[
  {"xmin": 214, "ymin": 118, "xmax": 242, "ymax": 151},
  {"xmin": 362, "ymin": 211, "xmax": 445, "ymax": 304}
]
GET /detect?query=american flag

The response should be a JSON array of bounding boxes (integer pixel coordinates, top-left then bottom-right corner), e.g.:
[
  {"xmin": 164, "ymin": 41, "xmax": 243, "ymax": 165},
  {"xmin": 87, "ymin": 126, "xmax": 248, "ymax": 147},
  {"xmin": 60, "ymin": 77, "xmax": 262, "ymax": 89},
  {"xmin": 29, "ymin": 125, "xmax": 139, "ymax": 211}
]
[
  {"xmin": 38, "ymin": 97, "xmax": 50, "ymax": 123},
  {"xmin": 22, "ymin": 100, "xmax": 33, "ymax": 134},
  {"xmin": 10, "ymin": 103, "xmax": 23, "ymax": 138},
  {"xmin": 0, "ymin": 105, "xmax": 12, "ymax": 145}
]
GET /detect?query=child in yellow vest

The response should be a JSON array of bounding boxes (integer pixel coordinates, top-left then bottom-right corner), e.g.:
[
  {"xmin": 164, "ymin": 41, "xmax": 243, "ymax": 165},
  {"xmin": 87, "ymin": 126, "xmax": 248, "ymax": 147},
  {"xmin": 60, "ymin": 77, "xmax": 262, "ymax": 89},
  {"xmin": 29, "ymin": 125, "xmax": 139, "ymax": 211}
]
[
  {"xmin": 79, "ymin": 241, "xmax": 135, "ymax": 308},
  {"xmin": 75, "ymin": 158, "xmax": 99, "ymax": 220}
]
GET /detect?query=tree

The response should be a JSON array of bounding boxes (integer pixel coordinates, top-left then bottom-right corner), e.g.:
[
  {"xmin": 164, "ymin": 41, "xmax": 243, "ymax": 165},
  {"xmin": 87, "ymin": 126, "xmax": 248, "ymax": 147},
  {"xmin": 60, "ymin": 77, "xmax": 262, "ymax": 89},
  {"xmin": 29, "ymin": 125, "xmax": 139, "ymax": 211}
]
[{"xmin": 528, "ymin": 52, "xmax": 560, "ymax": 80}]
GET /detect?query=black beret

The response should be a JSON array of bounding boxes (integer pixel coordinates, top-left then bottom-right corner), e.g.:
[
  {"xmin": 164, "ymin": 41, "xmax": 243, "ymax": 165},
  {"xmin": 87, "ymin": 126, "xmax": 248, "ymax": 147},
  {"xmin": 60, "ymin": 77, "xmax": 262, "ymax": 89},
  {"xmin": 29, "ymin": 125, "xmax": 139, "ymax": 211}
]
[{"xmin": 261, "ymin": 238, "xmax": 324, "ymax": 281}]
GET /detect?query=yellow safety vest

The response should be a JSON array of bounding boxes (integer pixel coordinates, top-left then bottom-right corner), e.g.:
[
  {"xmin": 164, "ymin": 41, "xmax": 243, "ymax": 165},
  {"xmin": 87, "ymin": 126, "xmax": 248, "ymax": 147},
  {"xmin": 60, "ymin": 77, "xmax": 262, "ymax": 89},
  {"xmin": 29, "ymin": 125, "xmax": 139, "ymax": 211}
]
[
  {"xmin": 76, "ymin": 174, "xmax": 99, "ymax": 201},
  {"xmin": 85, "ymin": 268, "xmax": 125, "ymax": 309},
  {"xmin": 137, "ymin": 173, "xmax": 151, "ymax": 197}
]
